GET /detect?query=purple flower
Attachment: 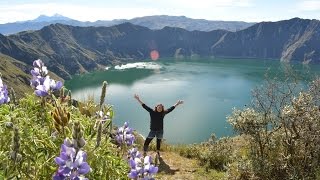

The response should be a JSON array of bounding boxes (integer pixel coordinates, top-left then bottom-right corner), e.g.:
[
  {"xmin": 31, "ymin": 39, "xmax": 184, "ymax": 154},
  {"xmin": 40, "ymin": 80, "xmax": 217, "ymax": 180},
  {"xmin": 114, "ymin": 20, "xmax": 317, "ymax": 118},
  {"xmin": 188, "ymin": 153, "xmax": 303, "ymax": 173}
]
[
  {"xmin": 64, "ymin": 138, "xmax": 73, "ymax": 147},
  {"xmin": 53, "ymin": 139, "xmax": 90, "ymax": 179},
  {"xmin": 35, "ymin": 76, "xmax": 50, "ymax": 97},
  {"xmin": 31, "ymin": 69, "xmax": 40, "ymax": 77},
  {"xmin": 0, "ymin": 77, "xmax": 10, "ymax": 104},
  {"xmin": 33, "ymin": 59, "xmax": 44, "ymax": 68},
  {"xmin": 128, "ymin": 151, "xmax": 158, "ymax": 180},
  {"xmin": 30, "ymin": 76, "xmax": 46, "ymax": 89},
  {"xmin": 124, "ymin": 122, "xmax": 129, "ymax": 128},
  {"xmin": 128, "ymin": 157, "xmax": 143, "ymax": 179},
  {"xmin": 30, "ymin": 78, "xmax": 39, "ymax": 89},
  {"xmin": 52, "ymin": 172, "xmax": 66, "ymax": 180},
  {"xmin": 128, "ymin": 169, "xmax": 139, "ymax": 179},
  {"xmin": 115, "ymin": 122, "xmax": 135, "ymax": 146},
  {"xmin": 50, "ymin": 79, "xmax": 63, "ymax": 91},
  {"xmin": 31, "ymin": 66, "xmax": 48, "ymax": 76},
  {"xmin": 143, "ymin": 156, "xmax": 158, "ymax": 174},
  {"xmin": 32, "ymin": 59, "xmax": 48, "ymax": 76},
  {"xmin": 30, "ymin": 59, "xmax": 63, "ymax": 97},
  {"xmin": 33, "ymin": 76, "xmax": 63, "ymax": 97},
  {"xmin": 128, "ymin": 147, "xmax": 142, "ymax": 160}
]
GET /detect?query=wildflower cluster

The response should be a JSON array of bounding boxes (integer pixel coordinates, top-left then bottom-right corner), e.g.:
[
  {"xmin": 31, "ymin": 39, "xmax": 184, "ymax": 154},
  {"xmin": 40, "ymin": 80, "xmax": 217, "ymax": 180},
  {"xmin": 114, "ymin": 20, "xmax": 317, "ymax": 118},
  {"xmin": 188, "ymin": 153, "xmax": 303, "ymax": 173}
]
[
  {"xmin": 128, "ymin": 148, "xmax": 158, "ymax": 180},
  {"xmin": 115, "ymin": 122, "xmax": 135, "ymax": 146},
  {"xmin": 53, "ymin": 122, "xmax": 90, "ymax": 179},
  {"xmin": 0, "ymin": 76, "xmax": 10, "ymax": 104},
  {"xmin": 116, "ymin": 122, "xmax": 158, "ymax": 179},
  {"xmin": 53, "ymin": 139, "xmax": 90, "ymax": 180},
  {"xmin": 30, "ymin": 59, "xmax": 62, "ymax": 97},
  {"xmin": 0, "ymin": 63, "xmax": 129, "ymax": 179}
]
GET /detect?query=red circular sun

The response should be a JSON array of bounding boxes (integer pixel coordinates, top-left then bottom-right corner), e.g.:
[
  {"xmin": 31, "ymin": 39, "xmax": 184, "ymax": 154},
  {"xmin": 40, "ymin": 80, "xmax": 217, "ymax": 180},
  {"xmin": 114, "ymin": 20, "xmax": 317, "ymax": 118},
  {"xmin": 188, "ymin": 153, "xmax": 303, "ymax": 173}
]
[{"xmin": 150, "ymin": 50, "xmax": 159, "ymax": 61}]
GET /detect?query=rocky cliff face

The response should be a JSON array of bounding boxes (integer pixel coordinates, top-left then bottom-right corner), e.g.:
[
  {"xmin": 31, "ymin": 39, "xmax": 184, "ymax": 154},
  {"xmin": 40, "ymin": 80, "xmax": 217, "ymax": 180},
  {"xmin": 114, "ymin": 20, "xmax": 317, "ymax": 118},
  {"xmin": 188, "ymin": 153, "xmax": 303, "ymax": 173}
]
[
  {"xmin": 0, "ymin": 18, "xmax": 319, "ymax": 80},
  {"xmin": 0, "ymin": 23, "xmax": 229, "ymax": 79},
  {"xmin": 211, "ymin": 18, "xmax": 320, "ymax": 63}
]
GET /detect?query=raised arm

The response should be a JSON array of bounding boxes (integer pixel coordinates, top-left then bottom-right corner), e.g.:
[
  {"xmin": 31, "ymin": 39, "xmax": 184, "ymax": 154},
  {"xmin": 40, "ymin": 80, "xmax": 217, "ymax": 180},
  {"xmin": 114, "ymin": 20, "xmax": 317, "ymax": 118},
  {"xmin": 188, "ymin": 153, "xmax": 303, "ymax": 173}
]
[
  {"xmin": 165, "ymin": 100, "xmax": 184, "ymax": 114},
  {"xmin": 134, "ymin": 94, "xmax": 144, "ymax": 105},
  {"xmin": 174, "ymin": 100, "xmax": 184, "ymax": 108},
  {"xmin": 134, "ymin": 94, "xmax": 153, "ymax": 112}
]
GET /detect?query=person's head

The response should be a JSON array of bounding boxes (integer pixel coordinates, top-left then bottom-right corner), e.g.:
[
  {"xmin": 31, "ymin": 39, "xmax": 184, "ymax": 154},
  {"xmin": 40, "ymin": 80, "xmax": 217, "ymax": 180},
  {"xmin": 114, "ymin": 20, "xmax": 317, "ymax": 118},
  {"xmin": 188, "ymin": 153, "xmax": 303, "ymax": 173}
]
[{"xmin": 155, "ymin": 103, "xmax": 164, "ymax": 112}]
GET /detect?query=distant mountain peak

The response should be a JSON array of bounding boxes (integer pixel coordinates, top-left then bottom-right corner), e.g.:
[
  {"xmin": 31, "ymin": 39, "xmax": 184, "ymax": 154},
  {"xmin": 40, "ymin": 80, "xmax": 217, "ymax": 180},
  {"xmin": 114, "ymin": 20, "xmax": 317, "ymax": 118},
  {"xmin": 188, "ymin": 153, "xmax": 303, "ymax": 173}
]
[
  {"xmin": 52, "ymin": 13, "xmax": 64, "ymax": 17},
  {"xmin": 0, "ymin": 14, "xmax": 255, "ymax": 35},
  {"xmin": 32, "ymin": 14, "xmax": 73, "ymax": 22}
]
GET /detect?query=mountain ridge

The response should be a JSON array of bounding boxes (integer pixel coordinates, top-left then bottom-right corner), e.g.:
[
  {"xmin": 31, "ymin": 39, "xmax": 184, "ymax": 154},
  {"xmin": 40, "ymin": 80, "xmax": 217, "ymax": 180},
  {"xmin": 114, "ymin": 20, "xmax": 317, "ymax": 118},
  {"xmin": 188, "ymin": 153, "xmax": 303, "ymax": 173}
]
[
  {"xmin": 211, "ymin": 18, "xmax": 320, "ymax": 62},
  {"xmin": 0, "ymin": 14, "xmax": 255, "ymax": 35},
  {"xmin": 0, "ymin": 18, "xmax": 319, "ymax": 82},
  {"xmin": 31, "ymin": 14, "xmax": 73, "ymax": 22}
]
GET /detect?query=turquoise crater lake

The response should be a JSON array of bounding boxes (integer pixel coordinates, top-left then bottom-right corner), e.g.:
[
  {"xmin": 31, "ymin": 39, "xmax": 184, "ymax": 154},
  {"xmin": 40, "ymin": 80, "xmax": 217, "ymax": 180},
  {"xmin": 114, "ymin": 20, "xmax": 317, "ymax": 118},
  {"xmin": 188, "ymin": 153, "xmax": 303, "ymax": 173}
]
[{"xmin": 65, "ymin": 58, "xmax": 320, "ymax": 144}]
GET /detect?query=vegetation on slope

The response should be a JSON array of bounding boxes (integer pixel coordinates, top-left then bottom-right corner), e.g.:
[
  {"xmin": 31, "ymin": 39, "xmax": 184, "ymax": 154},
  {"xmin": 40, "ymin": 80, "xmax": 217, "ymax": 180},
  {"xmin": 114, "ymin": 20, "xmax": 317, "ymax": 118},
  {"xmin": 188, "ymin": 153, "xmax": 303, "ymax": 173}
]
[
  {"xmin": 0, "ymin": 54, "xmax": 32, "ymax": 98},
  {"xmin": 170, "ymin": 73, "xmax": 320, "ymax": 179},
  {"xmin": 0, "ymin": 58, "xmax": 319, "ymax": 179},
  {"xmin": 0, "ymin": 60, "xmax": 129, "ymax": 179},
  {"xmin": 0, "ymin": 53, "xmax": 62, "ymax": 98}
]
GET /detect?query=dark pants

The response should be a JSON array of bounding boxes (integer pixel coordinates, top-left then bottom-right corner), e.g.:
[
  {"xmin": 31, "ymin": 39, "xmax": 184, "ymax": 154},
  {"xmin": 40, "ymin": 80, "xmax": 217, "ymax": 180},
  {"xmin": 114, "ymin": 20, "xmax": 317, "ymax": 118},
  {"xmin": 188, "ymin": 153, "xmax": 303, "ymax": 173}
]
[
  {"xmin": 143, "ymin": 138, "xmax": 162, "ymax": 152},
  {"xmin": 143, "ymin": 130, "xmax": 163, "ymax": 152}
]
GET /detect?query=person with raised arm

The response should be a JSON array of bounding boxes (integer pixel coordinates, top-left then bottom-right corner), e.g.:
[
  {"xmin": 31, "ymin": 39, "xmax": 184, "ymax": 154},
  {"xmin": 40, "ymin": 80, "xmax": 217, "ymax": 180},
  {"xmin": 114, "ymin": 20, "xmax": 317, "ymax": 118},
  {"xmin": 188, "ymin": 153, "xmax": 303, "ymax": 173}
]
[{"xmin": 134, "ymin": 94, "xmax": 183, "ymax": 156}]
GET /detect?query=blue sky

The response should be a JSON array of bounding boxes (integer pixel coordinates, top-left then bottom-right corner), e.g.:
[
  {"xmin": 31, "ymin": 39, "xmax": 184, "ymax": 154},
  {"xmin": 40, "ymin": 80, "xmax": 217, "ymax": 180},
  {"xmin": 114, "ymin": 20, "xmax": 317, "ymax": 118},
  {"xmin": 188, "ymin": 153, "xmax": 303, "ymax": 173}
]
[{"xmin": 0, "ymin": 0, "xmax": 319, "ymax": 23}]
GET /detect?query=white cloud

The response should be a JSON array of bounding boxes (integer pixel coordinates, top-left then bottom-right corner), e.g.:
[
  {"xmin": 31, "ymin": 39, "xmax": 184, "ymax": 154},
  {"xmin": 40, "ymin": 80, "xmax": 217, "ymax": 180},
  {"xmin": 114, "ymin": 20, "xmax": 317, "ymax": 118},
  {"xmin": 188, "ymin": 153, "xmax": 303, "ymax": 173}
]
[
  {"xmin": 138, "ymin": 0, "xmax": 253, "ymax": 9},
  {"xmin": 0, "ymin": 0, "xmax": 254, "ymax": 23},
  {"xmin": 131, "ymin": 0, "xmax": 255, "ymax": 21},
  {"xmin": 58, "ymin": 6, "xmax": 160, "ymax": 22},
  {"xmin": 0, "ymin": 0, "xmax": 317, "ymax": 24},
  {"xmin": 0, "ymin": 2, "xmax": 161, "ymax": 23},
  {"xmin": 296, "ymin": 0, "xmax": 320, "ymax": 11}
]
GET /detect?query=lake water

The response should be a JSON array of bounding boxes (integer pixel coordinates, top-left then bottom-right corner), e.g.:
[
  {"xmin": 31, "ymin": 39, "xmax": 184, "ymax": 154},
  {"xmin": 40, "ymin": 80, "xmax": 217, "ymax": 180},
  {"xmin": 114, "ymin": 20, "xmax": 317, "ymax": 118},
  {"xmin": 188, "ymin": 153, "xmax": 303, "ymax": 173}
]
[{"xmin": 65, "ymin": 58, "xmax": 320, "ymax": 144}]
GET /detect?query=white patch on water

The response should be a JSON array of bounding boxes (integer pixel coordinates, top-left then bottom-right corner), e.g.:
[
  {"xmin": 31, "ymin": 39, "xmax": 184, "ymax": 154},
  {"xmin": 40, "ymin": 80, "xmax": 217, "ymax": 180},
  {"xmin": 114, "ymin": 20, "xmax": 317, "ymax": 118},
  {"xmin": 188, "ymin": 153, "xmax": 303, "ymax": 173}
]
[{"xmin": 114, "ymin": 62, "xmax": 161, "ymax": 70}]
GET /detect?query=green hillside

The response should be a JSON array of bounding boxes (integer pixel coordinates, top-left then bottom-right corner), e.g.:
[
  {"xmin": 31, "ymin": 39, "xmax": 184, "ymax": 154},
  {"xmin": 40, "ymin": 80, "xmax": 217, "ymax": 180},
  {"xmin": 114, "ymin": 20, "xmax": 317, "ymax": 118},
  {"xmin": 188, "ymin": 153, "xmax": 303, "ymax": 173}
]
[{"xmin": 0, "ymin": 54, "xmax": 32, "ymax": 98}]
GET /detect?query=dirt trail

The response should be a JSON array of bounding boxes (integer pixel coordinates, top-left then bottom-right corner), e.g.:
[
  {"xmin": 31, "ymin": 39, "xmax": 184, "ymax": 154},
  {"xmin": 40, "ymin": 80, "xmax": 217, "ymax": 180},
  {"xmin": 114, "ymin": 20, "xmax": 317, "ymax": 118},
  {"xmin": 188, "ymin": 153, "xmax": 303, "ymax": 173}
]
[{"xmin": 149, "ymin": 151, "xmax": 224, "ymax": 180}]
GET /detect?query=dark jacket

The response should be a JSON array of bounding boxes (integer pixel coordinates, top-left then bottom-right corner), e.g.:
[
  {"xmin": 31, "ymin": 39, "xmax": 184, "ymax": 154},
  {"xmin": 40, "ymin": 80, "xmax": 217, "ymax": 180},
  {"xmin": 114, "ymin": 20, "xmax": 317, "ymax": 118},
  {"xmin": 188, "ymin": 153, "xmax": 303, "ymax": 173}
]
[{"xmin": 142, "ymin": 104, "xmax": 175, "ymax": 131}]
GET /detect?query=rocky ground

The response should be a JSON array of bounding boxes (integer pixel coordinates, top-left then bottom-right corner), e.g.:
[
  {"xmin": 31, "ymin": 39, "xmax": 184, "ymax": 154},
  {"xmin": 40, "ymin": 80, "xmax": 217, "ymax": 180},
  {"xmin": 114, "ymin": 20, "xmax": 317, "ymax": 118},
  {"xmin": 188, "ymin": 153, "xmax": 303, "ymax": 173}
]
[{"xmin": 148, "ymin": 151, "xmax": 225, "ymax": 180}]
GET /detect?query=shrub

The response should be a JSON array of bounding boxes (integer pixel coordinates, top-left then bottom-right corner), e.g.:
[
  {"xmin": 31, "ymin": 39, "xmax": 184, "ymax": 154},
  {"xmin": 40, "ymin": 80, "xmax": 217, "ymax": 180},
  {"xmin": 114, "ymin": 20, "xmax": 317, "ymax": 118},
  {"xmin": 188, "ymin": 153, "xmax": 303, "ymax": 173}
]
[
  {"xmin": 228, "ymin": 76, "xmax": 320, "ymax": 179},
  {"xmin": 177, "ymin": 135, "xmax": 233, "ymax": 171}
]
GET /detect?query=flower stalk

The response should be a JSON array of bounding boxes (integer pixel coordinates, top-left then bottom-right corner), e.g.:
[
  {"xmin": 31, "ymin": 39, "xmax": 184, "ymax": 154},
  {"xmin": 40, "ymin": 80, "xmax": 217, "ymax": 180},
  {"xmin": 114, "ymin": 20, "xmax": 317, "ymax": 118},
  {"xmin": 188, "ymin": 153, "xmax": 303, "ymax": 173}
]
[{"xmin": 10, "ymin": 127, "xmax": 22, "ymax": 162}]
